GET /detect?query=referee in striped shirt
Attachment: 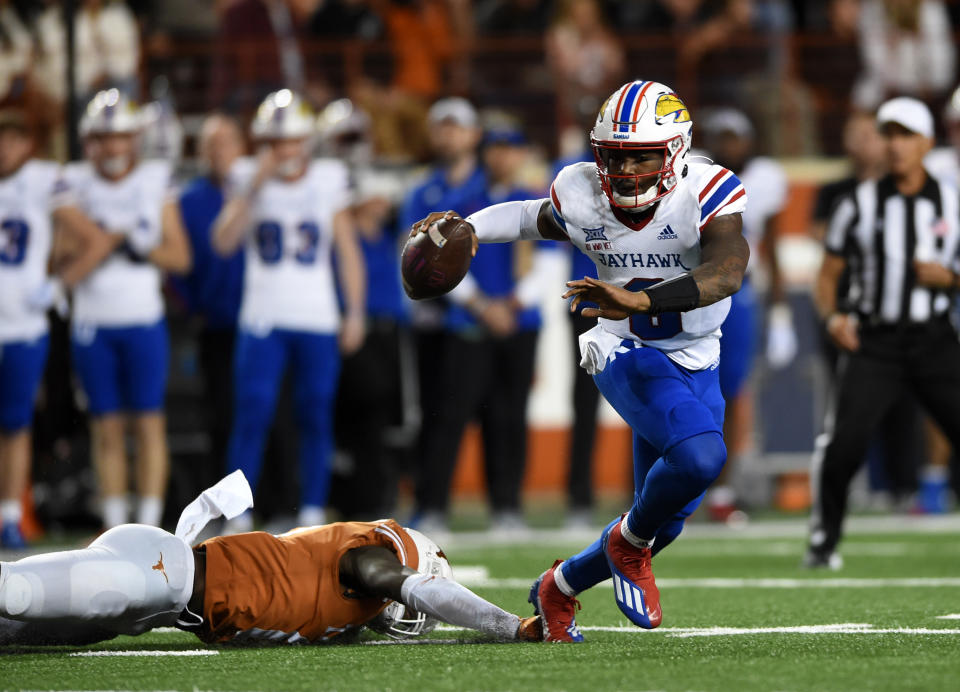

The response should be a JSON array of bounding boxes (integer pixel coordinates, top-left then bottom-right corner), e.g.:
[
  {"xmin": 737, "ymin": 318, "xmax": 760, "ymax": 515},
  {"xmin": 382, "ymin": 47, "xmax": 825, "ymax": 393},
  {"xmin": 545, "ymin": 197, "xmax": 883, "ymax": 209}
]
[{"xmin": 807, "ymin": 97, "xmax": 960, "ymax": 568}]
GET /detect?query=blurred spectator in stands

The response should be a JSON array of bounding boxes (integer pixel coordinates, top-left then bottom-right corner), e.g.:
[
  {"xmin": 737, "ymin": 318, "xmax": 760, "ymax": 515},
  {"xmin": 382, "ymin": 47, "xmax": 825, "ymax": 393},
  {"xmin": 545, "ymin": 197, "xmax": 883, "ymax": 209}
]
[
  {"xmin": 350, "ymin": 0, "xmax": 458, "ymax": 162},
  {"xmin": 308, "ymin": 0, "xmax": 383, "ymax": 38},
  {"xmin": 172, "ymin": 113, "xmax": 246, "ymax": 492},
  {"xmin": 853, "ymin": 0, "xmax": 955, "ymax": 110},
  {"xmin": 0, "ymin": 1, "xmax": 31, "ymax": 103},
  {"xmin": 546, "ymin": 0, "xmax": 624, "ymax": 132},
  {"xmin": 212, "ymin": 0, "xmax": 310, "ymax": 112},
  {"xmin": 475, "ymin": 0, "xmax": 551, "ymax": 36}
]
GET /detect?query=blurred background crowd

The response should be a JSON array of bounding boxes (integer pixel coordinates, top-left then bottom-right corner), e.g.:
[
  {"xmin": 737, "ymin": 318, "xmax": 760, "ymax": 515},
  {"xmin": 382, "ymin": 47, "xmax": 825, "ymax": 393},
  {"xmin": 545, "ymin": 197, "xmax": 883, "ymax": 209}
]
[{"xmin": 2, "ymin": 0, "xmax": 960, "ymax": 545}]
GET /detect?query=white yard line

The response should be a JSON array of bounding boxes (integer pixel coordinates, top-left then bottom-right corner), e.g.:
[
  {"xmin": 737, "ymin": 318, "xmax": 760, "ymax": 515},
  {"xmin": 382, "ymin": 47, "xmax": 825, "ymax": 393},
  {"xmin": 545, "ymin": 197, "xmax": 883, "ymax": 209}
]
[
  {"xmin": 69, "ymin": 650, "xmax": 218, "ymax": 657},
  {"xmin": 936, "ymin": 614, "xmax": 960, "ymax": 620},
  {"xmin": 450, "ymin": 569, "xmax": 960, "ymax": 589},
  {"xmin": 430, "ymin": 623, "xmax": 960, "ymax": 637}
]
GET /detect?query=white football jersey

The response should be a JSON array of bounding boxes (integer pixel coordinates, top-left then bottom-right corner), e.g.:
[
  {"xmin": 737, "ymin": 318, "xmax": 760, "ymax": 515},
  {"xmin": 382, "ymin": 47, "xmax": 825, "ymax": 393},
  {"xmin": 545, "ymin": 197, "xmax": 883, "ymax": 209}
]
[
  {"xmin": 553, "ymin": 161, "xmax": 747, "ymax": 370},
  {"xmin": 63, "ymin": 160, "xmax": 171, "ymax": 327},
  {"xmin": 0, "ymin": 160, "xmax": 61, "ymax": 342},
  {"xmin": 230, "ymin": 158, "xmax": 351, "ymax": 334},
  {"xmin": 738, "ymin": 156, "xmax": 787, "ymax": 272}
]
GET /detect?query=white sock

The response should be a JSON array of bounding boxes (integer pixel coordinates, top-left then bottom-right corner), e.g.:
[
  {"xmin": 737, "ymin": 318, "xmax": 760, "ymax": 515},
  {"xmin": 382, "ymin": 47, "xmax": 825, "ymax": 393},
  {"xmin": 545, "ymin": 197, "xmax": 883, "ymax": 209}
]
[
  {"xmin": 620, "ymin": 516, "xmax": 654, "ymax": 549},
  {"xmin": 102, "ymin": 496, "xmax": 128, "ymax": 529},
  {"xmin": 0, "ymin": 500, "xmax": 22, "ymax": 526},
  {"xmin": 400, "ymin": 573, "xmax": 521, "ymax": 640},
  {"xmin": 298, "ymin": 505, "xmax": 326, "ymax": 527},
  {"xmin": 552, "ymin": 564, "xmax": 577, "ymax": 597},
  {"xmin": 136, "ymin": 497, "xmax": 163, "ymax": 527}
]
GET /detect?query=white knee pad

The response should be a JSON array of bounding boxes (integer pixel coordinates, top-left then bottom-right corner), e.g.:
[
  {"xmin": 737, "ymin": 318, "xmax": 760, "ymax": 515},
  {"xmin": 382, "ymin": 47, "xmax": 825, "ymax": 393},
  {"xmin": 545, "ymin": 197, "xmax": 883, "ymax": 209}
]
[{"xmin": 0, "ymin": 525, "xmax": 194, "ymax": 636}]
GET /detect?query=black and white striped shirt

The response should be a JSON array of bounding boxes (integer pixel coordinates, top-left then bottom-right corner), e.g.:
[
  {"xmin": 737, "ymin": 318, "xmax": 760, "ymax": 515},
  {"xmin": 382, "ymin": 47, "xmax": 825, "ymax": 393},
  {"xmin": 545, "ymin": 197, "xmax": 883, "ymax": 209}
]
[{"xmin": 825, "ymin": 173, "xmax": 960, "ymax": 324}]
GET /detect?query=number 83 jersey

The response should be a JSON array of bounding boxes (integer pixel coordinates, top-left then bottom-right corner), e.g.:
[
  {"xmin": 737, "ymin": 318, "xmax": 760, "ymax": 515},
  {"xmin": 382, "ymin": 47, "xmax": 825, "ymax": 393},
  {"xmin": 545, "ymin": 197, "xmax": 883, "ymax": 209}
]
[
  {"xmin": 553, "ymin": 161, "xmax": 747, "ymax": 370},
  {"xmin": 230, "ymin": 158, "xmax": 351, "ymax": 334}
]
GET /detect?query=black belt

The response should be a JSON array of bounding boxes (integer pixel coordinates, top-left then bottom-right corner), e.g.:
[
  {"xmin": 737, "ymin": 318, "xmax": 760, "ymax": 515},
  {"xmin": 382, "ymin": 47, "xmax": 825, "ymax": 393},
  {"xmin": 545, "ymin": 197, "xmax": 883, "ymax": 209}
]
[{"xmin": 857, "ymin": 313, "xmax": 954, "ymax": 334}]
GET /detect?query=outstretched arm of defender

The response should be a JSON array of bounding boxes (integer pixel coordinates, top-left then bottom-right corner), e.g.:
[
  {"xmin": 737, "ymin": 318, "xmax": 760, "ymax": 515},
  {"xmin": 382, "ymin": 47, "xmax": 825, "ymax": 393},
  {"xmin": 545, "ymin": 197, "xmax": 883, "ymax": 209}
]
[
  {"xmin": 410, "ymin": 199, "xmax": 569, "ymax": 250},
  {"xmin": 340, "ymin": 546, "xmax": 538, "ymax": 641}
]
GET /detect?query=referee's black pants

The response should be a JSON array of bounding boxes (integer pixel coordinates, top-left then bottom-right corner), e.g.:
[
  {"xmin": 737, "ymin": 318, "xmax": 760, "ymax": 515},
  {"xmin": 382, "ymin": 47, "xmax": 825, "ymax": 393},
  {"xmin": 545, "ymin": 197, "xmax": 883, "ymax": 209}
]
[{"xmin": 811, "ymin": 318, "xmax": 960, "ymax": 554}]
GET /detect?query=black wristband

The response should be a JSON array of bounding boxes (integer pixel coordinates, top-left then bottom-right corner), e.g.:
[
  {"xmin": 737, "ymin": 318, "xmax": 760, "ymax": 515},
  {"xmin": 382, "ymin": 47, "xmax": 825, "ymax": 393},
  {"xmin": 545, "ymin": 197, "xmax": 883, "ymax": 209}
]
[{"xmin": 643, "ymin": 274, "xmax": 700, "ymax": 315}]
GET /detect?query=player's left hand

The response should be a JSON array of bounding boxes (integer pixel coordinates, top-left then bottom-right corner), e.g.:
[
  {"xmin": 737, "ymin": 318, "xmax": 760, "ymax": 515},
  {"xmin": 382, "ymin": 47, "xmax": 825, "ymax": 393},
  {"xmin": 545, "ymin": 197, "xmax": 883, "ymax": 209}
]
[
  {"xmin": 563, "ymin": 276, "xmax": 648, "ymax": 319},
  {"xmin": 339, "ymin": 313, "xmax": 366, "ymax": 355},
  {"xmin": 913, "ymin": 260, "xmax": 956, "ymax": 290}
]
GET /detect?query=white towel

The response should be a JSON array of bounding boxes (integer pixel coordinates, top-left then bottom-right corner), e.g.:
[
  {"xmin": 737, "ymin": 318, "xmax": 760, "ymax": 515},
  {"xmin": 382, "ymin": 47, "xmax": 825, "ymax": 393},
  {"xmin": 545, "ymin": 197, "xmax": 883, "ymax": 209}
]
[
  {"xmin": 175, "ymin": 470, "xmax": 254, "ymax": 545},
  {"xmin": 578, "ymin": 324, "xmax": 625, "ymax": 375}
]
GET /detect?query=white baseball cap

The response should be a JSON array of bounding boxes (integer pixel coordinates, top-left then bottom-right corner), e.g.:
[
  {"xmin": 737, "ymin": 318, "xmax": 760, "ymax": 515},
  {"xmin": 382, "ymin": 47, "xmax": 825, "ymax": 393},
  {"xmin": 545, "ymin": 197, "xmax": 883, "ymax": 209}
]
[
  {"xmin": 428, "ymin": 97, "xmax": 478, "ymax": 128},
  {"xmin": 702, "ymin": 107, "xmax": 754, "ymax": 138},
  {"xmin": 876, "ymin": 97, "xmax": 934, "ymax": 138}
]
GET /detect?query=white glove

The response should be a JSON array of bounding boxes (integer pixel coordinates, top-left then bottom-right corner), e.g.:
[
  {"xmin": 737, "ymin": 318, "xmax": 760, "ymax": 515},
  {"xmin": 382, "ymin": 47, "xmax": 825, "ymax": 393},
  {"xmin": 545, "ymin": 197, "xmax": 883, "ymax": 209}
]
[
  {"xmin": 765, "ymin": 303, "xmax": 798, "ymax": 369},
  {"xmin": 26, "ymin": 277, "xmax": 68, "ymax": 317},
  {"xmin": 126, "ymin": 217, "xmax": 163, "ymax": 257}
]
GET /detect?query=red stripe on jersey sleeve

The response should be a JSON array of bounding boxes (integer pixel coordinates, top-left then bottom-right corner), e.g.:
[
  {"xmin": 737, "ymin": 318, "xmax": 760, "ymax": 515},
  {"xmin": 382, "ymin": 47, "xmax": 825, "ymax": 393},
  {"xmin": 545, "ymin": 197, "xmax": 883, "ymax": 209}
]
[
  {"xmin": 699, "ymin": 188, "xmax": 746, "ymax": 230},
  {"xmin": 550, "ymin": 182, "xmax": 562, "ymax": 212},
  {"xmin": 698, "ymin": 169, "xmax": 729, "ymax": 202}
]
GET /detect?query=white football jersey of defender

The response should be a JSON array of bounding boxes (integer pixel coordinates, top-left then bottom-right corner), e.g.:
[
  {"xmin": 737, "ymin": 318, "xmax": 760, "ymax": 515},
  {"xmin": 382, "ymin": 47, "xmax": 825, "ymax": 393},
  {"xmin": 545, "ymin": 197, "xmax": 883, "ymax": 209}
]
[
  {"xmin": 553, "ymin": 161, "xmax": 747, "ymax": 370},
  {"xmin": 0, "ymin": 160, "xmax": 61, "ymax": 342},
  {"xmin": 230, "ymin": 157, "xmax": 350, "ymax": 334},
  {"xmin": 737, "ymin": 156, "xmax": 787, "ymax": 273},
  {"xmin": 63, "ymin": 160, "xmax": 171, "ymax": 327}
]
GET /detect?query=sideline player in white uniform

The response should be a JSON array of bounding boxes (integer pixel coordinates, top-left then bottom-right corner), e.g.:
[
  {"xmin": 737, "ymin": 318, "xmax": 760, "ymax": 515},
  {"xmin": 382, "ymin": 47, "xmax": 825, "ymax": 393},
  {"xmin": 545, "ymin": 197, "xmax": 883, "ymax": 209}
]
[
  {"xmin": 700, "ymin": 108, "xmax": 795, "ymax": 517},
  {"xmin": 213, "ymin": 90, "xmax": 366, "ymax": 530},
  {"xmin": 412, "ymin": 81, "xmax": 749, "ymax": 640},
  {"xmin": 0, "ymin": 109, "xmax": 121, "ymax": 548},
  {"xmin": 66, "ymin": 89, "xmax": 191, "ymax": 530},
  {"xmin": 0, "ymin": 472, "xmax": 542, "ymax": 645}
]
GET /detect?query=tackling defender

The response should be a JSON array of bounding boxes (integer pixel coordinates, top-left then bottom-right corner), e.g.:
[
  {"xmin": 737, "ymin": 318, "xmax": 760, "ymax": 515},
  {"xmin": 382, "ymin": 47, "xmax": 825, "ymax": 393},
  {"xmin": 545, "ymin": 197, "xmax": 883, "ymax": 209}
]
[
  {"xmin": 0, "ymin": 473, "xmax": 541, "ymax": 645},
  {"xmin": 413, "ymin": 80, "xmax": 749, "ymax": 640}
]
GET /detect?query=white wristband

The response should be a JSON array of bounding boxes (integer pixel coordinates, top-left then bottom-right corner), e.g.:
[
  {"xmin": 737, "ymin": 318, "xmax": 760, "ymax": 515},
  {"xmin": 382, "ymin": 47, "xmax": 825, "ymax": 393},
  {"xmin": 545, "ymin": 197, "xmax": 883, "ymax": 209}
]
[{"xmin": 466, "ymin": 199, "xmax": 546, "ymax": 244}]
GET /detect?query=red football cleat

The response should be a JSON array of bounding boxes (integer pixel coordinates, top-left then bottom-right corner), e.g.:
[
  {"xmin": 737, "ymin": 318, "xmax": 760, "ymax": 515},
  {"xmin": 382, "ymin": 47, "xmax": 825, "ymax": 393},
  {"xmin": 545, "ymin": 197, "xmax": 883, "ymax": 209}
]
[
  {"xmin": 528, "ymin": 560, "xmax": 584, "ymax": 642},
  {"xmin": 603, "ymin": 518, "xmax": 662, "ymax": 629}
]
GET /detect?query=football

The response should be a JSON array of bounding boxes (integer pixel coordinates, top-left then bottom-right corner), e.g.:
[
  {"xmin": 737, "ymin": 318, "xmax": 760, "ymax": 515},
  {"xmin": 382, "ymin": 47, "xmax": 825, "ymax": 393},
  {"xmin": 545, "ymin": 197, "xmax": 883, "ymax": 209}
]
[{"xmin": 401, "ymin": 216, "xmax": 474, "ymax": 300}]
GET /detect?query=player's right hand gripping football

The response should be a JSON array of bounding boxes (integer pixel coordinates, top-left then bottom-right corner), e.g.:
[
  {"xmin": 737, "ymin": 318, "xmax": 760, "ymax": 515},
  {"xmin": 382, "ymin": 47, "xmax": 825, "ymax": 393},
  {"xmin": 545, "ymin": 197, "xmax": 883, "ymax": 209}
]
[{"xmin": 411, "ymin": 211, "xmax": 479, "ymax": 257}]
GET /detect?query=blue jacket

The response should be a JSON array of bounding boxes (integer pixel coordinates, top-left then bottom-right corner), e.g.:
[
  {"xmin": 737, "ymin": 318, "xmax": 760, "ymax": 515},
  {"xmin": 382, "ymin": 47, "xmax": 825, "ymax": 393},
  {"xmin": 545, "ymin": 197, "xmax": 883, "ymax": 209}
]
[{"xmin": 173, "ymin": 176, "xmax": 244, "ymax": 330}]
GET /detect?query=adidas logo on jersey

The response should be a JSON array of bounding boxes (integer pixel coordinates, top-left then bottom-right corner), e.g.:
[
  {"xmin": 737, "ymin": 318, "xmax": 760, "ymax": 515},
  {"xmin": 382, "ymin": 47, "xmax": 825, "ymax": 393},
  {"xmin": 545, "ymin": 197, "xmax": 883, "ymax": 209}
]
[{"xmin": 657, "ymin": 225, "xmax": 678, "ymax": 240}]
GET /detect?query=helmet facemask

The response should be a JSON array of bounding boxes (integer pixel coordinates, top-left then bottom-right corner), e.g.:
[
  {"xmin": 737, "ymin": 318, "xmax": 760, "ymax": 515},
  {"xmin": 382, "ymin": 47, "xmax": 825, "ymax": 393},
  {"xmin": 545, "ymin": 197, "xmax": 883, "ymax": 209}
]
[{"xmin": 591, "ymin": 134, "xmax": 686, "ymax": 212}]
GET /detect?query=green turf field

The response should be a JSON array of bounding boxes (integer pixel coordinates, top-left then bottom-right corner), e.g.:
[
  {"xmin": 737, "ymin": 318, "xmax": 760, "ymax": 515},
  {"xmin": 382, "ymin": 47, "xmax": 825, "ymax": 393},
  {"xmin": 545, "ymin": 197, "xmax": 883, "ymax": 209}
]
[{"xmin": 2, "ymin": 520, "xmax": 959, "ymax": 692}]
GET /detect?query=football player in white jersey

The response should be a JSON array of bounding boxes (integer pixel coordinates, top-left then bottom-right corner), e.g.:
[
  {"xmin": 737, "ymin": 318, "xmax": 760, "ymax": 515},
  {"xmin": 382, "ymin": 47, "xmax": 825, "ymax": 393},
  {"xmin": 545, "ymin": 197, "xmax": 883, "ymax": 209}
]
[
  {"xmin": 413, "ymin": 81, "xmax": 749, "ymax": 640},
  {"xmin": 213, "ymin": 90, "xmax": 366, "ymax": 530},
  {"xmin": 66, "ymin": 89, "xmax": 191, "ymax": 531},
  {"xmin": 0, "ymin": 109, "xmax": 121, "ymax": 547}
]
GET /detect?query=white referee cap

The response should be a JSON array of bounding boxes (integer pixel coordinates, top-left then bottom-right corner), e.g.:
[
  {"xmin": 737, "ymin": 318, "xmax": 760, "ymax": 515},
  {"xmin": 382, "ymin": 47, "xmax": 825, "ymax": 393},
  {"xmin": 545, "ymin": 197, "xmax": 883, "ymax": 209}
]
[{"xmin": 876, "ymin": 97, "xmax": 934, "ymax": 139}]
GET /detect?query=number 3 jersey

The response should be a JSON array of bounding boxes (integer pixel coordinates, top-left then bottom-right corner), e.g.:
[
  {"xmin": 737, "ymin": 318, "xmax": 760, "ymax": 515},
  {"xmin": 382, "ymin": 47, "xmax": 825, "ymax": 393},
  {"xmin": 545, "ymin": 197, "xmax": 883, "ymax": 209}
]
[
  {"xmin": 0, "ymin": 160, "xmax": 61, "ymax": 342},
  {"xmin": 61, "ymin": 160, "xmax": 172, "ymax": 327},
  {"xmin": 552, "ymin": 161, "xmax": 747, "ymax": 370},
  {"xmin": 229, "ymin": 158, "xmax": 351, "ymax": 334}
]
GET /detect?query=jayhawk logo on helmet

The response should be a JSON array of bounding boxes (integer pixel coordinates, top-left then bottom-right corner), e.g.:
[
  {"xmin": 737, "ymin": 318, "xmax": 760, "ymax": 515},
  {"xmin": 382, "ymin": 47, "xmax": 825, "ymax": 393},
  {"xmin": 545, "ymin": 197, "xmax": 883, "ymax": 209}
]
[
  {"xmin": 591, "ymin": 80, "xmax": 693, "ymax": 211},
  {"xmin": 654, "ymin": 94, "xmax": 691, "ymax": 124}
]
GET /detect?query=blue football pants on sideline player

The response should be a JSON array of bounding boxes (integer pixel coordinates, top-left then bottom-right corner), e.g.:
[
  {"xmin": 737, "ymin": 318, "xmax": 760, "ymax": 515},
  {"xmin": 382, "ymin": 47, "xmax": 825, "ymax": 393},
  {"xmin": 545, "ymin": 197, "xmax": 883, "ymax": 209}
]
[
  {"xmin": 718, "ymin": 276, "xmax": 757, "ymax": 401},
  {"xmin": 0, "ymin": 335, "xmax": 50, "ymax": 432},
  {"xmin": 558, "ymin": 343, "xmax": 727, "ymax": 593},
  {"xmin": 226, "ymin": 328, "xmax": 340, "ymax": 509},
  {"xmin": 71, "ymin": 321, "xmax": 169, "ymax": 415}
]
